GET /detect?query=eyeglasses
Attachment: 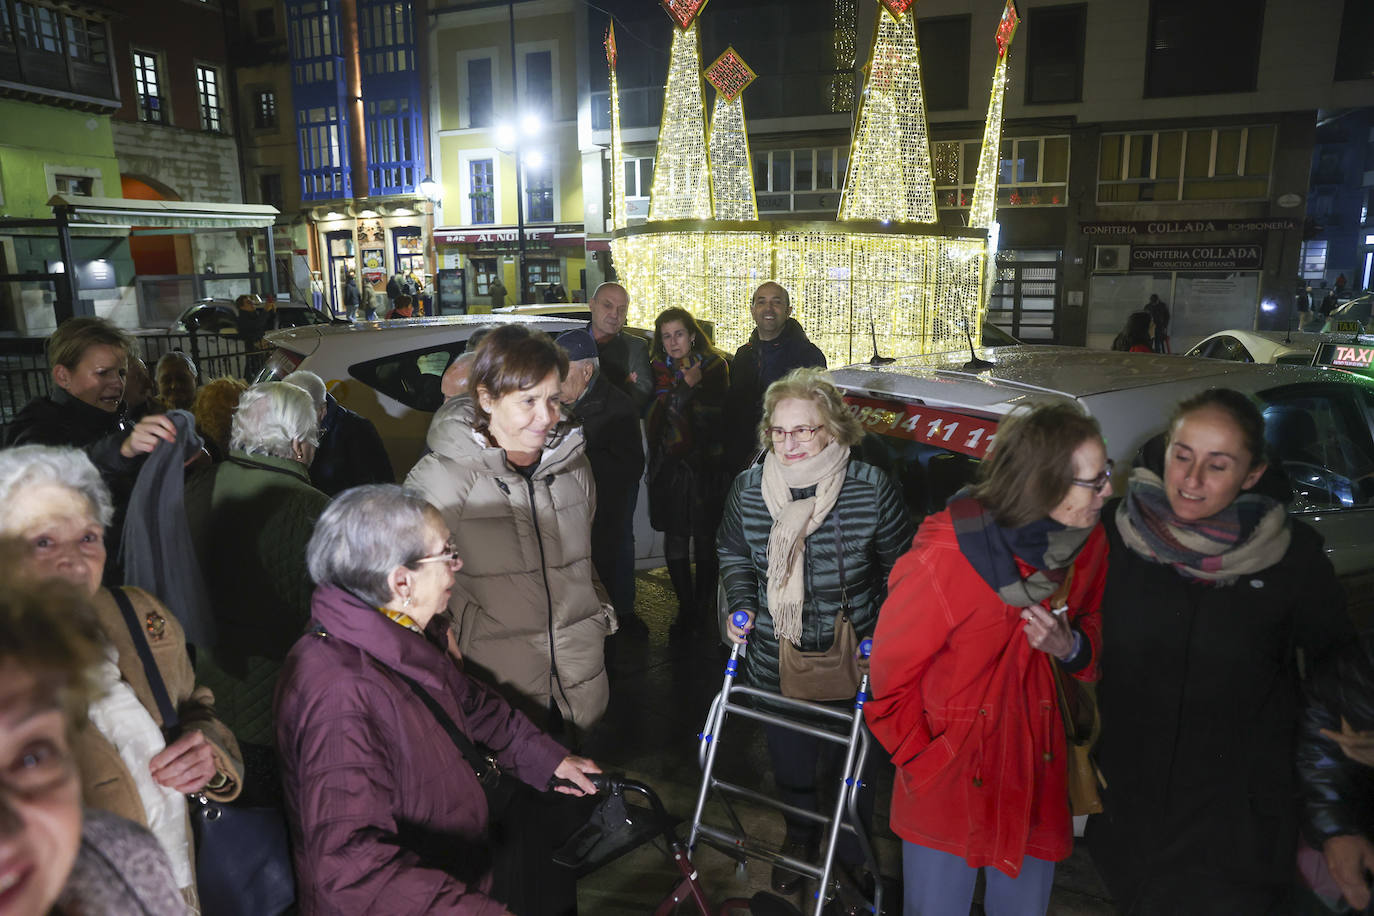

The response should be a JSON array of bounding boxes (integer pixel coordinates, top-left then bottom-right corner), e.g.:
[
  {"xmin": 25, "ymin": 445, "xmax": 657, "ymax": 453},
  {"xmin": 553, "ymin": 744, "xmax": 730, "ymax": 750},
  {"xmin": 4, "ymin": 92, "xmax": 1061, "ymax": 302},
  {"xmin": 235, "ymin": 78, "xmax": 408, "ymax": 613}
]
[
  {"xmin": 1071, "ymin": 459, "xmax": 1115, "ymax": 493},
  {"xmin": 415, "ymin": 542, "xmax": 461, "ymax": 567},
  {"xmin": 766, "ymin": 425, "xmax": 823, "ymax": 444}
]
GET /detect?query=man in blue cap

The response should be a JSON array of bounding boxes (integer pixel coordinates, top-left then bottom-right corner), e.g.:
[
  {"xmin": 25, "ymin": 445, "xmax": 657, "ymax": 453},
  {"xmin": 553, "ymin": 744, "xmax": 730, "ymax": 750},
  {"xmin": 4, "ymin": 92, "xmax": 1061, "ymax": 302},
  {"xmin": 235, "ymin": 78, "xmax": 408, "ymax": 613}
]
[{"xmin": 556, "ymin": 328, "xmax": 648, "ymax": 638}]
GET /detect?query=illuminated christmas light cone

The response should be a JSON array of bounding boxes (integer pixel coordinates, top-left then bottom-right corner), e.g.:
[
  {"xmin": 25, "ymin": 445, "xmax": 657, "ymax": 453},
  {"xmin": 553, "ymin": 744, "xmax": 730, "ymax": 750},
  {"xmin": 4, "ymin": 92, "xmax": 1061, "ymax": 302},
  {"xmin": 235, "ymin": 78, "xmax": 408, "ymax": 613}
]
[
  {"xmin": 705, "ymin": 47, "xmax": 758, "ymax": 221},
  {"xmin": 968, "ymin": 0, "xmax": 1020, "ymax": 230},
  {"xmin": 607, "ymin": 23, "xmax": 628, "ymax": 231},
  {"xmin": 648, "ymin": 20, "xmax": 712, "ymax": 220},
  {"xmin": 838, "ymin": 1, "xmax": 936, "ymax": 223}
]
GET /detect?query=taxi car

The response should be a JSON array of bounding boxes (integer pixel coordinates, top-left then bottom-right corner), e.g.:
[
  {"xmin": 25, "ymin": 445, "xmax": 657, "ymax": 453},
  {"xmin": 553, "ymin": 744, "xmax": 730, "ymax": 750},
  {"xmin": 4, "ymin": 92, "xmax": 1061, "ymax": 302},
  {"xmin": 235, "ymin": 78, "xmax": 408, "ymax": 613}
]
[
  {"xmin": 1184, "ymin": 329, "xmax": 1332, "ymax": 366},
  {"xmin": 830, "ymin": 346, "xmax": 1374, "ymax": 625}
]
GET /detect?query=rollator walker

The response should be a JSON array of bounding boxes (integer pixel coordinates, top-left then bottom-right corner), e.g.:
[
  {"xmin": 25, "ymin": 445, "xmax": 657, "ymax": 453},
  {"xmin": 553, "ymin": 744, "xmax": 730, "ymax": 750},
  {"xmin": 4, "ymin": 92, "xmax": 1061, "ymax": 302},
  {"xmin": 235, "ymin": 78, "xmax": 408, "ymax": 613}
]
[{"xmin": 687, "ymin": 610, "xmax": 884, "ymax": 916}]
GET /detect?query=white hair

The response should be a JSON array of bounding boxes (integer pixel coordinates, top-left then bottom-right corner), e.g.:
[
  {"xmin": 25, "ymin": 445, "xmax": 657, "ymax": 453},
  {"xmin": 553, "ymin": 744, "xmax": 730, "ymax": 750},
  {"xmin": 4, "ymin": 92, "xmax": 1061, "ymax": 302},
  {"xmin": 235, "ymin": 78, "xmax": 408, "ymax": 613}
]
[
  {"xmin": 0, "ymin": 445, "xmax": 113, "ymax": 530},
  {"xmin": 230, "ymin": 382, "xmax": 320, "ymax": 459},
  {"xmin": 306, "ymin": 484, "xmax": 440, "ymax": 605},
  {"xmin": 282, "ymin": 369, "xmax": 327, "ymax": 413}
]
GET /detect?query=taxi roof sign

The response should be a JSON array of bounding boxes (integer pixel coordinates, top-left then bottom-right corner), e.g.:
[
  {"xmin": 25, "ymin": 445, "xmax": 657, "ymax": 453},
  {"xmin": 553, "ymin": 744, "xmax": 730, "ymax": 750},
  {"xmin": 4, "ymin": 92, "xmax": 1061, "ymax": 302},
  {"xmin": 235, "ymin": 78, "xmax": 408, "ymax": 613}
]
[{"xmin": 1314, "ymin": 342, "xmax": 1374, "ymax": 374}]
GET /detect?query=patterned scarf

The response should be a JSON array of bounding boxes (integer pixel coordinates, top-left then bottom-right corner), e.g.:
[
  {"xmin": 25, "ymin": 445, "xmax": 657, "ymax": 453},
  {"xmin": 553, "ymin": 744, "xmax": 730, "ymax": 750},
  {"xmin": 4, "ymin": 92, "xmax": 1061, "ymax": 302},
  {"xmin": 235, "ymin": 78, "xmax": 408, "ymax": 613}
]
[
  {"xmin": 762, "ymin": 439, "xmax": 850, "ymax": 645},
  {"xmin": 1115, "ymin": 466, "xmax": 1290, "ymax": 584},
  {"xmin": 948, "ymin": 489, "xmax": 1095, "ymax": 607}
]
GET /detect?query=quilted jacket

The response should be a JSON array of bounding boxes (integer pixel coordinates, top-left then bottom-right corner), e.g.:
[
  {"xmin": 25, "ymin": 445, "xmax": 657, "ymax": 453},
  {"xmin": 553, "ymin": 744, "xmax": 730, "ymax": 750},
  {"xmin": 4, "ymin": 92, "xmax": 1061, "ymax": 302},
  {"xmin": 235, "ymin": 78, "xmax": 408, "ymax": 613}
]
[
  {"xmin": 406, "ymin": 398, "xmax": 615, "ymax": 733},
  {"xmin": 865, "ymin": 510, "xmax": 1108, "ymax": 877},
  {"xmin": 716, "ymin": 459, "xmax": 912, "ymax": 695}
]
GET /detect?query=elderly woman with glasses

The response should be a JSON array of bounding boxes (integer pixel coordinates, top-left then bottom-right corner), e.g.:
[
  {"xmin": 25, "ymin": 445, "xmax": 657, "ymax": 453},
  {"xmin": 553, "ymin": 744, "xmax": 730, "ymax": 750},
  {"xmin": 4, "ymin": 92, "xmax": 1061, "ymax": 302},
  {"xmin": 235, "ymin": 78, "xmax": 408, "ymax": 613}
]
[
  {"xmin": 0, "ymin": 446, "xmax": 244, "ymax": 907},
  {"xmin": 275, "ymin": 485, "xmax": 599, "ymax": 915},
  {"xmin": 185, "ymin": 381, "xmax": 330, "ymax": 748},
  {"xmin": 717, "ymin": 367, "xmax": 912, "ymax": 895},
  {"xmin": 865, "ymin": 401, "xmax": 1112, "ymax": 916}
]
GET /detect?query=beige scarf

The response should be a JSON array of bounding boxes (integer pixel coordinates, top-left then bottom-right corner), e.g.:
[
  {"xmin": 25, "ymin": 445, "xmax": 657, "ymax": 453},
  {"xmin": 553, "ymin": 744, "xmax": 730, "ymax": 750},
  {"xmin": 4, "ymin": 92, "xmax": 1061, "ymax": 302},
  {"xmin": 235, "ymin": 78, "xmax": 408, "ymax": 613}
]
[{"xmin": 762, "ymin": 439, "xmax": 849, "ymax": 645}]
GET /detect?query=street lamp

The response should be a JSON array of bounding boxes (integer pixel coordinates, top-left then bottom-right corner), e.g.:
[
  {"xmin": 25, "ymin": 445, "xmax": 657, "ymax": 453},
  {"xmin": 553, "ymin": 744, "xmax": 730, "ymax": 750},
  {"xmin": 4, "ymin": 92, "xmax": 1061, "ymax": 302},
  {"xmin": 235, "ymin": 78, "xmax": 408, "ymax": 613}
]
[{"xmin": 494, "ymin": 113, "xmax": 544, "ymax": 305}]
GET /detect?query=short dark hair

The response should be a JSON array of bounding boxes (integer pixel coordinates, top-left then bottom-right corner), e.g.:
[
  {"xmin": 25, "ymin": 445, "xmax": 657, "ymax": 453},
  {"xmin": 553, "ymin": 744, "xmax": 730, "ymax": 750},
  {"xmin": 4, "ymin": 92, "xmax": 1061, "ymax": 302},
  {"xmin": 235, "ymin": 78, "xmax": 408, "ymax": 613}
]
[
  {"xmin": 1169, "ymin": 388, "xmax": 1266, "ymax": 469},
  {"xmin": 650, "ymin": 307, "xmax": 714, "ymax": 362},
  {"xmin": 469, "ymin": 324, "xmax": 568, "ymax": 435},
  {"xmin": 970, "ymin": 401, "xmax": 1104, "ymax": 528},
  {"xmin": 46, "ymin": 317, "xmax": 134, "ymax": 371},
  {"xmin": 396, "ymin": 295, "xmax": 413, "ymax": 309}
]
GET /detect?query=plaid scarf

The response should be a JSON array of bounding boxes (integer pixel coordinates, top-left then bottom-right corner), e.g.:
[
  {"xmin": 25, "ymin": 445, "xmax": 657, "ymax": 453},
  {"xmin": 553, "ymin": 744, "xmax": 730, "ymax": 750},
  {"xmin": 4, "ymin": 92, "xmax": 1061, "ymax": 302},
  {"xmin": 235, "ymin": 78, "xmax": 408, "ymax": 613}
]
[
  {"xmin": 1116, "ymin": 466, "xmax": 1290, "ymax": 585},
  {"xmin": 948, "ymin": 489, "xmax": 1094, "ymax": 607}
]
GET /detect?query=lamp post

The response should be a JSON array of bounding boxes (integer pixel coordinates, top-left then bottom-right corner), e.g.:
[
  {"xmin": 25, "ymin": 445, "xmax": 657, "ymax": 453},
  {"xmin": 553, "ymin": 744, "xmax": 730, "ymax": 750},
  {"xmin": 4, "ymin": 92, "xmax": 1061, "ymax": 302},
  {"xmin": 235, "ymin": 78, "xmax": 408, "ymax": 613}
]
[{"xmin": 494, "ymin": 114, "xmax": 543, "ymax": 306}]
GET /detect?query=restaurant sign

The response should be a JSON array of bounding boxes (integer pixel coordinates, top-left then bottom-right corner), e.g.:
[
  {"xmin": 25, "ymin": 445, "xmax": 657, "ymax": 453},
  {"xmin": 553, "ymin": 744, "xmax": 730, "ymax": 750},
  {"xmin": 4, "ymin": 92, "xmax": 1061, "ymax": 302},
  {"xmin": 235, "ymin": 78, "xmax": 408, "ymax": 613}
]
[
  {"xmin": 1081, "ymin": 218, "xmax": 1298, "ymax": 236},
  {"xmin": 1130, "ymin": 244, "xmax": 1263, "ymax": 272}
]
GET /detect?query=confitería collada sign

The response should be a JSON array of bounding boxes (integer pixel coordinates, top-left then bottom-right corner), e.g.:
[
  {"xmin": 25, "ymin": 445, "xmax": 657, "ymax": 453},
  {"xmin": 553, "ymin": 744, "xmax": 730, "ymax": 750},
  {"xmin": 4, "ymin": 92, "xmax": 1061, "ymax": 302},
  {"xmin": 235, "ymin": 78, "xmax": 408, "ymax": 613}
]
[{"xmin": 1130, "ymin": 245, "xmax": 1264, "ymax": 271}]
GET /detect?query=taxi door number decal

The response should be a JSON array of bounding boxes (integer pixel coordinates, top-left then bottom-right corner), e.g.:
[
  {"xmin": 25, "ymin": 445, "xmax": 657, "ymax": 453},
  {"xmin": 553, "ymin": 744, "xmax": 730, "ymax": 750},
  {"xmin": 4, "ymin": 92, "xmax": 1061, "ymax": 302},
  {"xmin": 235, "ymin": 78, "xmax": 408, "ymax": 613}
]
[{"xmin": 844, "ymin": 396, "xmax": 998, "ymax": 459}]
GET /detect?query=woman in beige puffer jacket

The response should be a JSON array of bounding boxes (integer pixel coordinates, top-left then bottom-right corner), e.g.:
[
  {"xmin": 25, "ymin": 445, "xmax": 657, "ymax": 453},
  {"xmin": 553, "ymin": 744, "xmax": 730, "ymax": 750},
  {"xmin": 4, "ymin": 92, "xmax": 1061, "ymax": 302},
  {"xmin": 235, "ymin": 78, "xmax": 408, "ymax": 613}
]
[{"xmin": 405, "ymin": 327, "xmax": 615, "ymax": 737}]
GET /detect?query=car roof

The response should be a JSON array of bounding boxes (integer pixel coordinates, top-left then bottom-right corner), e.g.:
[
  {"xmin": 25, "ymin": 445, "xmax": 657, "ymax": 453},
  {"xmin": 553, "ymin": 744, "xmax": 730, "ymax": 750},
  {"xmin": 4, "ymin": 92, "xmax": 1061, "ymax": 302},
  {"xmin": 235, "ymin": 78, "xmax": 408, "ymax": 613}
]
[
  {"xmin": 263, "ymin": 313, "xmax": 584, "ymax": 356},
  {"xmin": 831, "ymin": 345, "xmax": 1363, "ymax": 411}
]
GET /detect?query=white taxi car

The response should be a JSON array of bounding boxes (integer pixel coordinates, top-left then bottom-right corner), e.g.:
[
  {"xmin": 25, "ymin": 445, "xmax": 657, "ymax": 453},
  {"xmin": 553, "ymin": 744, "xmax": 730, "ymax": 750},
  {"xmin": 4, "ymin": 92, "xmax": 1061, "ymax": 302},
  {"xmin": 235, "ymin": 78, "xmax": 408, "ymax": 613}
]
[{"xmin": 830, "ymin": 346, "xmax": 1374, "ymax": 625}]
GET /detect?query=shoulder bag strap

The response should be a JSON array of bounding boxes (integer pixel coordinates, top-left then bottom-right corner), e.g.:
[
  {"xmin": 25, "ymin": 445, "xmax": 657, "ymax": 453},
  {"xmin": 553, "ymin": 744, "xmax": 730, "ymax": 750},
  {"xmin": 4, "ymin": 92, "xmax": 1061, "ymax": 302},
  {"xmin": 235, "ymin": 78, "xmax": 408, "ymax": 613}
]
[
  {"xmin": 109, "ymin": 587, "xmax": 179, "ymax": 729},
  {"xmin": 388, "ymin": 665, "xmax": 496, "ymax": 781},
  {"xmin": 832, "ymin": 507, "xmax": 850, "ymax": 617}
]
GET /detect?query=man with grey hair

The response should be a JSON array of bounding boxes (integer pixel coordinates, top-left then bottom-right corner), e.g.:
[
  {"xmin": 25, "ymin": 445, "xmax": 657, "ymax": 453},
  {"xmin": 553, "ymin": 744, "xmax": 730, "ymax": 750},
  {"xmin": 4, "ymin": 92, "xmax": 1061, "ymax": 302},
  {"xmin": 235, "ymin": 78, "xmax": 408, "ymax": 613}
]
[
  {"xmin": 184, "ymin": 382, "xmax": 330, "ymax": 746},
  {"xmin": 282, "ymin": 370, "xmax": 393, "ymax": 496},
  {"xmin": 556, "ymin": 328, "xmax": 647, "ymax": 638},
  {"xmin": 586, "ymin": 282, "xmax": 651, "ymax": 412}
]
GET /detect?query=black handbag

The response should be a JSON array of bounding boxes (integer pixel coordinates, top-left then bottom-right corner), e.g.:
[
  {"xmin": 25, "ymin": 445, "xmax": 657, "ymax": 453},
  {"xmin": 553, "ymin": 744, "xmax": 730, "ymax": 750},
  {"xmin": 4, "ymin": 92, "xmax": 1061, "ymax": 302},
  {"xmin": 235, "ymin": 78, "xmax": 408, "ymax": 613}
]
[{"xmin": 111, "ymin": 588, "xmax": 296, "ymax": 916}]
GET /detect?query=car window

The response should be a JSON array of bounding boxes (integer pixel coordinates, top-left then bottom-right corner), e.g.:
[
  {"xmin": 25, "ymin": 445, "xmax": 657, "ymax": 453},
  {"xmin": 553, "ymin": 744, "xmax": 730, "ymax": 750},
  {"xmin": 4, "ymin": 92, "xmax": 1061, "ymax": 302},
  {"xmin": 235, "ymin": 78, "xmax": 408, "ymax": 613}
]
[
  {"xmin": 1275, "ymin": 353, "xmax": 1315, "ymax": 366},
  {"xmin": 348, "ymin": 341, "xmax": 470, "ymax": 413},
  {"xmin": 1261, "ymin": 388, "xmax": 1374, "ymax": 511},
  {"xmin": 1208, "ymin": 336, "xmax": 1253, "ymax": 362},
  {"xmin": 844, "ymin": 394, "xmax": 998, "ymax": 524}
]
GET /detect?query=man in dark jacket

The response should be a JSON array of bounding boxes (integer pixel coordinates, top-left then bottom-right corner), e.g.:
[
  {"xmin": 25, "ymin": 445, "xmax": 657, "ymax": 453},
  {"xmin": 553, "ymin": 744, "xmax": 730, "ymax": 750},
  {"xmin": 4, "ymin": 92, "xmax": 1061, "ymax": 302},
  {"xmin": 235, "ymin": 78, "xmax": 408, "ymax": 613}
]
[
  {"xmin": 586, "ymin": 282, "xmax": 651, "ymax": 412},
  {"xmin": 282, "ymin": 370, "xmax": 394, "ymax": 496},
  {"xmin": 343, "ymin": 270, "xmax": 362, "ymax": 320},
  {"xmin": 1298, "ymin": 631, "xmax": 1374, "ymax": 911},
  {"xmin": 723, "ymin": 281, "xmax": 826, "ymax": 473},
  {"xmin": 4, "ymin": 316, "xmax": 176, "ymax": 579},
  {"xmin": 556, "ymin": 329, "xmax": 648, "ymax": 638}
]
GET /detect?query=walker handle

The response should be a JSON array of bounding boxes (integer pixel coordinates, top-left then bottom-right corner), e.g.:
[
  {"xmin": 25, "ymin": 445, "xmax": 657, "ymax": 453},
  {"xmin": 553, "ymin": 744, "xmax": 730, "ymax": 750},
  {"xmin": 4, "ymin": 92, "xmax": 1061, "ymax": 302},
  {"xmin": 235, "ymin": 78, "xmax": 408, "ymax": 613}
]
[{"xmin": 859, "ymin": 638, "xmax": 873, "ymax": 660}]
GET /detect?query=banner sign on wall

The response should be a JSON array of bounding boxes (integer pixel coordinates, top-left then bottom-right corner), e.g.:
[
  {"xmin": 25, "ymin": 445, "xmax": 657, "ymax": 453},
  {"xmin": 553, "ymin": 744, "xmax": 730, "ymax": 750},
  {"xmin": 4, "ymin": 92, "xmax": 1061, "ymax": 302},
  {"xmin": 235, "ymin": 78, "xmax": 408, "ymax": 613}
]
[
  {"xmin": 1130, "ymin": 245, "xmax": 1263, "ymax": 272},
  {"xmin": 1081, "ymin": 218, "xmax": 1297, "ymax": 236}
]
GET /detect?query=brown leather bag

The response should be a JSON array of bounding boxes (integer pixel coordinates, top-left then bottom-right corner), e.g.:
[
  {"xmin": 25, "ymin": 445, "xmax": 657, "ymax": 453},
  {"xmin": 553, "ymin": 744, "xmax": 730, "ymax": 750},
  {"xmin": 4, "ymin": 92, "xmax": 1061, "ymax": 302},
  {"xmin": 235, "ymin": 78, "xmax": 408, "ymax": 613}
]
[
  {"xmin": 777, "ymin": 512, "xmax": 863, "ymax": 702},
  {"xmin": 1045, "ymin": 567, "xmax": 1104, "ymax": 817}
]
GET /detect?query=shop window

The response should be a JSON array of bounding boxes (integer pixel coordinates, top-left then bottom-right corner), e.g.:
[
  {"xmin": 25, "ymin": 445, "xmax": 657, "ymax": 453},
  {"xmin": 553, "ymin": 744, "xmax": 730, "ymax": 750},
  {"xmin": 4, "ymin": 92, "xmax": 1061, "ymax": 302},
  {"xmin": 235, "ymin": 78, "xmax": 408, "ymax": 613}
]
[
  {"xmin": 1145, "ymin": 0, "xmax": 1262, "ymax": 97},
  {"xmin": 525, "ymin": 161, "xmax": 553, "ymax": 222},
  {"xmin": 393, "ymin": 227, "xmax": 423, "ymax": 275},
  {"xmin": 197, "ymin": 65, "xmax": 223, "ymax": 132},
  {"xmin": 255, "ymin": 90, "xmax": 277, "ymax": 129},
  {"xmin": 917, "ymin": 14, "xmax": 970, "ymax": 111},
  {"xmin": 1025, "ymin": 4, "xmax": 1085, "ymax": 104},
  {"xmin": 133, "ymin": 50, "xmax": 165, "ymax": 123},
  {"xmin": 469, "ymin": 158, "xmax": 494, "ymax": 225},
  {"xmin": 935, "ymin": 136, "xmax": 1069, "ymax": 209},
  {"xmin": 473, "ymin": 259, "xmax": 499, "ymax": 296},
  {"xmin": 525, "ymin": 260, "xmax": 561, "ymax": 290}
]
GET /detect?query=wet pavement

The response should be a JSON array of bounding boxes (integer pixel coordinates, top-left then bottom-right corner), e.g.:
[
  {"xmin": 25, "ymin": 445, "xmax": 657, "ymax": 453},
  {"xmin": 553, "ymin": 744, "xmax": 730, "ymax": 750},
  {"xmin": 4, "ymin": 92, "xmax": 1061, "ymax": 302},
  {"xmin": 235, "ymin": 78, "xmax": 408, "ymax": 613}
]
[{"xmin": 576, "ymin": 567, "xmax": 1116, "ymax": 915}]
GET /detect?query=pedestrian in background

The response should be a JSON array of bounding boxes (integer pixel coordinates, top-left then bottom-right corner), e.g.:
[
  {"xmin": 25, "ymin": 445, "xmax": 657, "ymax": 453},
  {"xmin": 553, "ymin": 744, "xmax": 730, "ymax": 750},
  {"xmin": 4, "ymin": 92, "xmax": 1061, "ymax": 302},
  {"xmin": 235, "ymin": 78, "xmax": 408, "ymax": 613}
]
[
  {"xmin": 723, "ymin": 282, "xmax": 827, "ymax": 474},
  {"xmin": 720, "ymin": 367, "xmax": 911, "ymax": 896},
  {"xmin": 866, "ymin": 402, "xmax": 1110, "ymax": 916},
  {"xmin": 1111, "ymin": 311, "xmax": 1154, "ymax": 353},
  {"xmin": 342, "ymin": 269, "xmax": 361, "ymax": 320},
  {"xmin": 1088, "ymin": 388, "xmax": 1352, "ymax": 912},
  {"xmin": 1144, "ymin": 293, "xmax": 1170, "ymax": 353},
  {"xmin": 646, "ymin": 307, "xmax": 730, "ymax": 642}
]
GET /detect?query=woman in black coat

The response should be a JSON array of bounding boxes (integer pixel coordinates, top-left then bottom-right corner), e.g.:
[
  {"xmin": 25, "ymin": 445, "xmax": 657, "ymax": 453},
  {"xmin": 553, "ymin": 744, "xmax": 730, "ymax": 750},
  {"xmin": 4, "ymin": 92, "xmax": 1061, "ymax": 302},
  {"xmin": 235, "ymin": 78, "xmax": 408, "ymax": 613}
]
[{"xmin": 1087, "ymin": 388, "xmax": 1353, "ymax": 914}]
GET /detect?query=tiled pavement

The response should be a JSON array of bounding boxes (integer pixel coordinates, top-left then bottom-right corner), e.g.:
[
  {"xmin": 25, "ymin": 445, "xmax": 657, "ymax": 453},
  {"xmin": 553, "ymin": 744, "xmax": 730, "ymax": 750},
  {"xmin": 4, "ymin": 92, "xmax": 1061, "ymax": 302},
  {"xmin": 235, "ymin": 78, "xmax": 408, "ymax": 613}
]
[{"xmin": 575, "ymin": 568, "xmax": 1115, "ymax": 915}]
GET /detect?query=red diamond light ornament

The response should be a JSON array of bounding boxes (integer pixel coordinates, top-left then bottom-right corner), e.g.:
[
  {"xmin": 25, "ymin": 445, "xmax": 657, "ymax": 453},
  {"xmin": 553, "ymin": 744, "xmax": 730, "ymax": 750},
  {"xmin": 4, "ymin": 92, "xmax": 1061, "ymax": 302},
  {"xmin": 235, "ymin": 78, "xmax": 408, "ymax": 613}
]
[
  {"xmin": 605, "ymin": 22, "xmax": 617, "ymax": 69},
  {"xmin": 995, "ymin": 0, "xmax": 1020, "ymax": 59},
  {"xmin": 660, "ymin": 0, "xmax": 709, "ymax": 30},
  {"xmin": 879, "ymin": 0, "xmax": 916, "ymax": 17},
  {"xmin": 704, "ymin": 47, "xmax": 756, "ymax": 102}
]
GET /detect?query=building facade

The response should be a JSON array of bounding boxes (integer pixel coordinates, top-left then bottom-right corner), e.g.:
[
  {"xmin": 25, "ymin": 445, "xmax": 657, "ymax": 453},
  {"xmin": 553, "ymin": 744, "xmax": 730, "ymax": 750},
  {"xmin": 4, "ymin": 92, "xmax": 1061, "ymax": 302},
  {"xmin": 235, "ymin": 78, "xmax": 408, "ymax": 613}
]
[
  {"xmin": 576, "ymin": 0, "xmax": 1373, "ymax": 351},
  {"xmin": 429, "ymin": 0, "xmax": 587, "ymax": 310}
]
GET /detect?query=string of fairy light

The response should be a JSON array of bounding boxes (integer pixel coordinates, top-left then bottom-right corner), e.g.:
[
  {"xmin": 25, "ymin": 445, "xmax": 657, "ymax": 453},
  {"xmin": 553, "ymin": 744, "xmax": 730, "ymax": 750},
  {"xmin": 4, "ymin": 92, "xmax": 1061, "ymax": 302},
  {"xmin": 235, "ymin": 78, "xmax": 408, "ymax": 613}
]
[
  {"xmin": 607, "ymin": 0, "xmax": 1017, "ymax": 365},
  {"xmin": 606, "ymin": 23, "xmax": 628, "ymax": 231}
]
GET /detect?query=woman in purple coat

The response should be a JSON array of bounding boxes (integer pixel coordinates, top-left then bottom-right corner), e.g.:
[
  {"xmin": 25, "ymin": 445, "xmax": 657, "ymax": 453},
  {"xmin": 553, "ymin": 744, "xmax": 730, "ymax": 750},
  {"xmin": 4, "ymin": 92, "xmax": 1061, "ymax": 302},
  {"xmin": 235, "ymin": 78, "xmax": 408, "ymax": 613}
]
[{"xmin": 275, "ymin": 484, "xmax": 601, "ymax": 915}]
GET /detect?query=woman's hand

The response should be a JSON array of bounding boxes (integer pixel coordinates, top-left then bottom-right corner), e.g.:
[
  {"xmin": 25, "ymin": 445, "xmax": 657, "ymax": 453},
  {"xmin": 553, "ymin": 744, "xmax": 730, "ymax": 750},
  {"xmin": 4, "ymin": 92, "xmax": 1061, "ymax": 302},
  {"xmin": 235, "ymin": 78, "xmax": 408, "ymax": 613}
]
[
  {"xmin": 149, "ymin": 730, "xmax": 217, "ymax": 793},
  {"xmin": 1020, "ymin": 605, "xmax": 1075, "ymax": 660},
  {"xmin": 681, "ymin": 357, "xmax": 703, "ymax": 388},
  {"xmin": 120, "ymin": 414, "xmax": 177, "ymax": 458},
  {"xmin": 1324, "ymin": 834, "xmax": 1374, "ymax": 910},
  {"xmin": 726, "ymin": 609, "xmax": 755, "ymax": 645},
  {"xmin": 552, "ymin": 755, "xmax": 601, "ymax": 795}
]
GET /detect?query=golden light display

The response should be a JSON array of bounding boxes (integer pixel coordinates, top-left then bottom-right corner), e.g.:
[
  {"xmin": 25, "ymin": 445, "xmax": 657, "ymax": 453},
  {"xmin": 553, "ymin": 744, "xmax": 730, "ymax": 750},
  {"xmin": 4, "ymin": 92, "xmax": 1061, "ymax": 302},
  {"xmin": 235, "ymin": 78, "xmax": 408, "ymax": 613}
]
[
  {"xmin": 838, "ymin": 6, "xmax": 936, "ymax": 224},
  {"xmin": 705, "ymin": 48, "xmax": 757, "ymax": 221},
  {"xmin": 648, "ymin": 22, "xmax": 713, "ymax": 221},
  {"xmin": 607, "ymin": 0, "xmax": 1014, "ymax": 366},
  {"xmin": 607, "ymin": 24, "xmax": 628, "ymax": 231},
  {"xmin": 830, "ymin": 0, "xmax": 857, "ymax": 113},
  {"xmin": 968, "ymin": 0, "xmax": 1019, "ymax": 230}
]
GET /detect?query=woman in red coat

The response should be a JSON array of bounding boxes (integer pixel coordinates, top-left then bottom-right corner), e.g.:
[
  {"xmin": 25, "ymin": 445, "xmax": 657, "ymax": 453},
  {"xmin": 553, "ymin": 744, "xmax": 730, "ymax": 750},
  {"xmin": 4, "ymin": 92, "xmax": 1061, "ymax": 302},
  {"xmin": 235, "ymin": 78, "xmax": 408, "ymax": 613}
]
[{"xmin": 865, "ymin": 402, "xmax": 1112, "ymax": 916}]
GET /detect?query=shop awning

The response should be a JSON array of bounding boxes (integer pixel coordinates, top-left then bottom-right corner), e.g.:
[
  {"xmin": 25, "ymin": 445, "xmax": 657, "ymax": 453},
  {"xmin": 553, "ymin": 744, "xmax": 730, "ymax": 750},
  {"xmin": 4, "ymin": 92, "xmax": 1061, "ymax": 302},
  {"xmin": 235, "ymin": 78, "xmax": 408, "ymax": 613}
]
[
  {"xmin": 48, "ymin": 195, "xmax": 280, "ymax": 233},
  {"xmin": 434, "ymin": 225, "xmax": 587, "ymax": 247}
]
